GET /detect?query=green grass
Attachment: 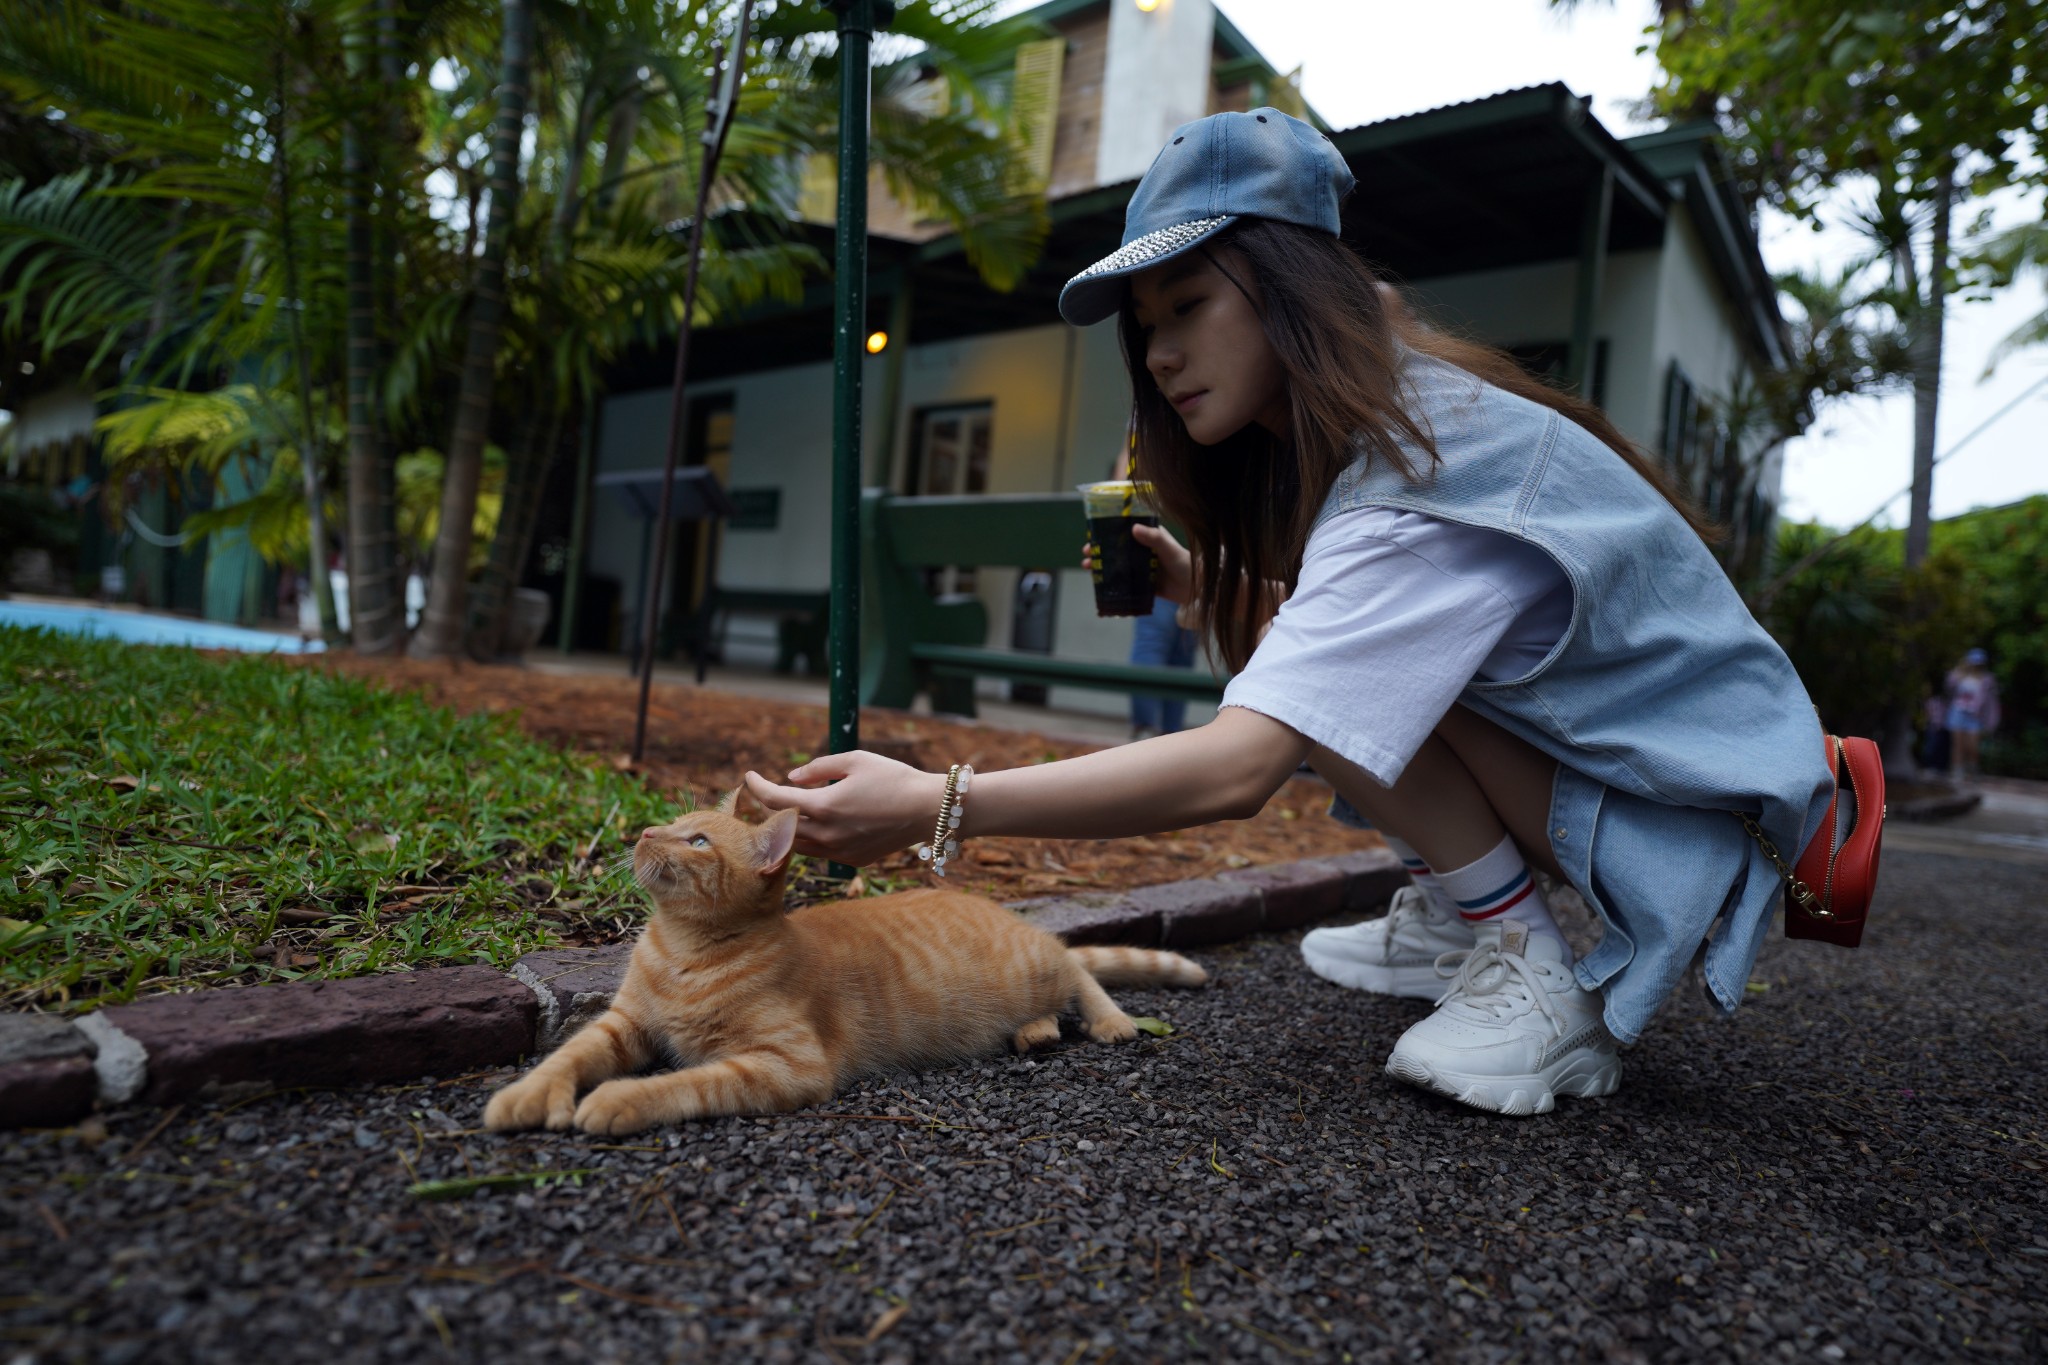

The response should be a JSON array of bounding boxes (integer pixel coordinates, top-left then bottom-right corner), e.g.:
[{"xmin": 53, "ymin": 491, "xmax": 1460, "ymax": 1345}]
[{"xmin": 2, "ymin": 626, "xmax": 680, "ymax": 1013}]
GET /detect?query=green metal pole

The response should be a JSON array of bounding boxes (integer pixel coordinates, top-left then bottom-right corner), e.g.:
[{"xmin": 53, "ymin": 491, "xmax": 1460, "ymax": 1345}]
[{"xmin": 825, "ymin": 0, "xmax": 892, "ymax": 872}]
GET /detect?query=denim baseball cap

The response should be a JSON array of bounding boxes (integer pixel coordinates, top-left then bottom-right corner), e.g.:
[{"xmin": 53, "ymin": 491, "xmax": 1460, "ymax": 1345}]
[{"xmin": 1058, "ymin": 107, "xmax": 1354, "ymax": 327}]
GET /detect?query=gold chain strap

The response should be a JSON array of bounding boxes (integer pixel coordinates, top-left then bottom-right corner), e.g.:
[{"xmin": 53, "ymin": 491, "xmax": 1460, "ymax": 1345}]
[{"xmin": 1738, "ymin": 811, "xmax": 1833, "ymax": 921}]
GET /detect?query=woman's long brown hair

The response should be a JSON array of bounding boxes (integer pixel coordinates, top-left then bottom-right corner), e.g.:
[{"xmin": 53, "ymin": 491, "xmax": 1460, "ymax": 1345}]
[{"xmin": 1118, "ymin": 217, "xmax": 1715, "ymax": 673}]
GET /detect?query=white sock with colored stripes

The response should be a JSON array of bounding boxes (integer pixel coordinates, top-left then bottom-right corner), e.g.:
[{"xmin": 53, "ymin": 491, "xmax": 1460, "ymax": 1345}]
[
  {"xmin": 1378, "ymin": 834, "xmax": 1454, "ymax": 918},
  {"xmin": 1433, "ymin": 833, "xmax": 1572, "ymax": 962}
]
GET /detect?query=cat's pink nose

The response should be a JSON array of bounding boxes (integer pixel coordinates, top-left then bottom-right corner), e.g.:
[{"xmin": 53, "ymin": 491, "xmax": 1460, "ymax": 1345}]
[{"xmin": 639, "ymin": 827, "xmax": 656, "ymax": 841}]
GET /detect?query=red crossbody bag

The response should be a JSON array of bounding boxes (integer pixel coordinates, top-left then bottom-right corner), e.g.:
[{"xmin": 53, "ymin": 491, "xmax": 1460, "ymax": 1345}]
[{"xmin": 1740, "ymin": 734, "xmax": 1886, "ymax": 948}]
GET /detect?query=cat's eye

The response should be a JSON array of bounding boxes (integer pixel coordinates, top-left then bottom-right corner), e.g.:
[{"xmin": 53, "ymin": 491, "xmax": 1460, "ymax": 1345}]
[{"xmin": 688, "ymin": 834, "xmax": 710, "ymax": 848}]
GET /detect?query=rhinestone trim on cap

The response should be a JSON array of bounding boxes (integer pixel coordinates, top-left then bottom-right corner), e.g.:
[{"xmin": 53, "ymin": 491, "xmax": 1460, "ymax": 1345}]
[{"xmin": 1069, "ymin": 216, "xmax": 1234, "ymax": 284}]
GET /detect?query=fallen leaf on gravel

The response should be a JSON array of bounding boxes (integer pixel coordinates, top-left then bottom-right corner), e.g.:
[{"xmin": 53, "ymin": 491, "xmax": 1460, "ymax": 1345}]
[
  {"xmin": 974, "ymin": 849, "xmax": 1016, "ymax": 866},
  {"xmin": 1130, "ymin": 1017, "xmax": 1174, "ymax": 1037},
  {"xmin": 866, "ymin": 1303, "xmax": 909, "ymax": 1342},
  {"xmin": 408, "ymin": 1169, "xmax": 600, "ymax": 1200}
]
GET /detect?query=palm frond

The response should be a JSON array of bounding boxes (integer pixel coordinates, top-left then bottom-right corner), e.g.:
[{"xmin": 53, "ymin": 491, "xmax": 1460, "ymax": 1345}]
[
  {"xmin": 0, "ymin": 170, "xmax": 168, "ymax": 374},
  {"xmin": 1974, "ymin": 218, "xmax": 2048, "ymax": 376},
  {"xmin": 95, "ymin": 384, "xmax": 300, "ymax": 478}
]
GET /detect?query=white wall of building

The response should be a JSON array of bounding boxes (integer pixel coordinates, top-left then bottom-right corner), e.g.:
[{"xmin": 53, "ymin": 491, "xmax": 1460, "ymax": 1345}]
[
  {"xmin": 1653, "ymin": 209, "xmax": 1756, "ymax": 431},
  {"xmin": 1401, "ymin": 248, "xmax": 1666, "ymax": 449},
  {"xmin": 8, "ymin": 385, "xmax": 95, "ymax": 471},
  {"xmin": 590, "ymin": 193, "xmax": 1757, "ymax": 722},
  {"xmin": 1098, "ymin": 0, "xmax": 1217, "ymax": 184},
  {"xmin": 592, "ymin": 323, "xmax": 1168, "ymax": 713}
]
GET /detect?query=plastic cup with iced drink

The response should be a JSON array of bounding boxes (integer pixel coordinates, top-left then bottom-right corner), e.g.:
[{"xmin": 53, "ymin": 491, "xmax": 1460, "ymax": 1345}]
[{"xmin": 1078, "ymin": 480, "xmax": 1159, "ymax": 617}]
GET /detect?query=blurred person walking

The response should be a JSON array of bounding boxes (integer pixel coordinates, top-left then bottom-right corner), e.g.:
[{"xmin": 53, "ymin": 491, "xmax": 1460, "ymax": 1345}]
[
  {"xmin": 1919, "ymin": 688, "xmax": 1951, "ymax": 777},
  {"xmin": 1945, "ymin": 648, "xmax": 2001, "ymax": 782}
]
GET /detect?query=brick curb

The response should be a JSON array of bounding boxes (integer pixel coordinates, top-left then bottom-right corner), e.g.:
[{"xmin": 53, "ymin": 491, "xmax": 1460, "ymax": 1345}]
[
  {"xmin": 1891, "ymin": 789, "xmax": 1983, "ymax": 823},
  {"xmin": 2, "ymin": 848, "xmax": 1402, "ymax": 1129}
]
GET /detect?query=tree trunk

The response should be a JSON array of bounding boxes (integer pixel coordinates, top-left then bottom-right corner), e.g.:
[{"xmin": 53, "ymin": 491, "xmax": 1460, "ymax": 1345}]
[
  {"xmin": 593, "ymin": 79, "xmax": 643, "ymax": 212},
  {"xmin": 466, "ymin": 401, "xmax": 565, "ymax": 657},
  {"xmin": 468, "ymin": 60, "xmax": 598, "ymax": 657},
  {"xmin": 343, "ymin": 20, "xmax": 402, "ymax": 654},
  {"xmin": 1903, "ymin": 172, "xmax": 1951, "ymax": 569},
  {"xmin": 551, "ymin": 77, "xmax": 599, "ymax": 245},
  {"xmin": 409, "ymin": 0, "xmax": 533, "ymax": 659},
  {"xmin": 376, "ymin": 0, "xmax": 410, "ymax": 613},
  {"xmin": 270, "ymin": 45, "xmax": 339, "ymax": 643}
]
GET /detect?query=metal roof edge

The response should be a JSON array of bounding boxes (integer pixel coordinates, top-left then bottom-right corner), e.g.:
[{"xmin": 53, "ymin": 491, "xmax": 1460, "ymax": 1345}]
[
  {"xmin": 1622, "ymin": 124, "xmax": 1791, "ymax": 374},
  {"xmin": 1327, "ymin": 83, "xmax": 1668, "ymax": 226}
]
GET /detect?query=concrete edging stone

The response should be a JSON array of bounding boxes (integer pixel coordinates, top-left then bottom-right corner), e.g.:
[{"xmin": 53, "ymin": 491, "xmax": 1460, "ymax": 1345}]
[{"xmin": 3, "ymin": 847, "xmax": 1402, "ymax": 1129}]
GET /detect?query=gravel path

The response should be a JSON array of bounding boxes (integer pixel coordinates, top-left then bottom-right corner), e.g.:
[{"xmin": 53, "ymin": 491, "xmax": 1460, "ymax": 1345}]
[{"xmin": 6, "ymin": 847, "xmax": 2043, "ymax": 1363}]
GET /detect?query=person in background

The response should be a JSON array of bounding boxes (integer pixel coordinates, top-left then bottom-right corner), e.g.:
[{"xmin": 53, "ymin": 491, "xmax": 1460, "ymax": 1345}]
[
  {"xmin": 1945, "ymin": 647, "xmax": 2001, "ymax": 783},
  {"xmin": 1113, "ymin": 436, "xmax": 1197, "ymax": 739},
  {"xmin": 1918, "ymin": 687, "xmax": 1951, "ymax": 778}
]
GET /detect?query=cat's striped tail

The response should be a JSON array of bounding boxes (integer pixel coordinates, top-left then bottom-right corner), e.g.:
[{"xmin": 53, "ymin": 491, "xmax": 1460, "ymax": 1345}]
[{"xmin": 1069, "ymin": 946, "xmax": 1207, "ymax": 988}]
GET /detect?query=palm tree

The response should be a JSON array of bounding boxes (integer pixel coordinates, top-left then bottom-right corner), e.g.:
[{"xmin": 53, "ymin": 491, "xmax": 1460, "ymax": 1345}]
[
  {"xmin": 0, "ymin": 0, "xmax": 373, "ymax": 636},
  {"xmin": 406, "ymin": 0, "xmax": 534, "ymax": 659},
  {"xmin": 341, "ymin": 4, "xmax": 404, "ymax": 655},
  {"xmin": 454, "ymin": 0, "xmax": 1056, "ymax": 657},
  {"xmin": 3, "ymin": 0, "xmax": 1051, "ymax": 657}
]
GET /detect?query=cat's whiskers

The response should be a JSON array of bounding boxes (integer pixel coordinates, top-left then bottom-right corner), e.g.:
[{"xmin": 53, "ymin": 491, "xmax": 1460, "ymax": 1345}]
[{"xmin": 631, "ymin": 847, "xmax": 673, "ymax": 891}]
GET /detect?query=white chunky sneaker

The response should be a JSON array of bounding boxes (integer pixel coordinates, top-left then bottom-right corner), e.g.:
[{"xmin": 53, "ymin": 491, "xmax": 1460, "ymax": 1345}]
[
  {"xmin": 1301, "ymin": 886, "xmax": 1477, "ymax": 1000},
  {"xmin": 1384, "ymin": 920, "xmax": 1621, "ymax": 1116}
]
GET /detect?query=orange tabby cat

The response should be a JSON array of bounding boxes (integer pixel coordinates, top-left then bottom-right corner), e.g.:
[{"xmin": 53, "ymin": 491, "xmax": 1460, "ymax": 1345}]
[{"xmin": 484, "ymin": 802, "xmax": 1207, "ymax": 1136}]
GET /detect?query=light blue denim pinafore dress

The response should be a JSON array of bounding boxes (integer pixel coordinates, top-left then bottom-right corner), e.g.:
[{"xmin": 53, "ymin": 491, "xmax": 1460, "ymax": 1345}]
[{"xmin": 1323, "ymin": 353, "xmax": 1836, "ymax": 1044}]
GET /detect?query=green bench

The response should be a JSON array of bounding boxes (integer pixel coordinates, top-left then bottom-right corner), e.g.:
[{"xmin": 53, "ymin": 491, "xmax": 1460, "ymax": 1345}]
[
  {"xmin": 859, "ymin": 490, "xmax": 1227, "ymax": 717},
  {"xmin": 685, "ymin": 587, "xmax": 830, "ymax": 682}
]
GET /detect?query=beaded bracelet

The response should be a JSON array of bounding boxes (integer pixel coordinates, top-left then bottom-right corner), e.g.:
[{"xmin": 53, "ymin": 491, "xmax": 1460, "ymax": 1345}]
[{"xmin": 915, "ymin": 763, "xmax": 972, "ymax": 877}]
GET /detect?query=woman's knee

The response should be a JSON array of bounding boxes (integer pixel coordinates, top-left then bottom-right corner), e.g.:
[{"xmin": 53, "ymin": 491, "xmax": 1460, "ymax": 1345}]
[{"xmin": 1431, "ymin": 707, "xmax": 1566, "ymax": 881}]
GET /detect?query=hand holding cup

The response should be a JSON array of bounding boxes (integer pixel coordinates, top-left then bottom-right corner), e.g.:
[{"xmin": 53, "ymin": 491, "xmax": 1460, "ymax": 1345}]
[{"xmin": 1082, "ymin": 522, "xmax": 1192, "ymax": 605}]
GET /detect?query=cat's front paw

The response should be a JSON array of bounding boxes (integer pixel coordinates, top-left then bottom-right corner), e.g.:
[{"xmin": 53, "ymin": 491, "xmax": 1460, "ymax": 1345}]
[
  {"xmin": 1086, "ymin": 1013, "xmax": 1138, "ymax": 1044},
  {"xmin": 484, "ymin": 1072, "xmax": 578, "ymax": 1132},
  {"xmin": 574, "ymin": 1079, "xmax": 661, "ymax": 1136}
]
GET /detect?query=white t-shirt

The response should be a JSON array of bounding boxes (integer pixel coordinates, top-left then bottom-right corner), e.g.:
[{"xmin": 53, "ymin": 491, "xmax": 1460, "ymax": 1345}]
[{"xmin": 1220, "ymin": 507, "xmax": 1572, "ymax": 787}]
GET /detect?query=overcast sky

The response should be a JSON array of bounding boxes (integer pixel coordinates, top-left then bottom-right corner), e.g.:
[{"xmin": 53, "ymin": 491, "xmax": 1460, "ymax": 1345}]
[{"xmin": 1025, "ymin": 0, "xmax": 2048, "ymax": 529}]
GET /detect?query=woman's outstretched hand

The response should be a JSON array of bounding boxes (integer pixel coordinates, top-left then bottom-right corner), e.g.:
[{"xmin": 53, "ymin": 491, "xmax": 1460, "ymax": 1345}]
[
  {"xmin": 742, "ymin": 751, "xmax": 944, "ymax": 867},
  {"xmin": 1079, "ymin": 522, "xmax": 1194, "ymax": 604}
]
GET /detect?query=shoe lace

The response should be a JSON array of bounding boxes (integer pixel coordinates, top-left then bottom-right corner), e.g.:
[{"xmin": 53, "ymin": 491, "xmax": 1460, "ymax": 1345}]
[
  {"xmin": 1432, "ymin": 942, "xmax": 1566, "ymax": 1032},
  {"xmin": 1383, "ymin": 885, "xmax": 1431, "ymax": 935}
]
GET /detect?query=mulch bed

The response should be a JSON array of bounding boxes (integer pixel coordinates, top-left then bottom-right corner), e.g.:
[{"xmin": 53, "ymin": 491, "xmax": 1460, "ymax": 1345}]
[{"xmin": 309, "ymin": 654, "xmax": 1377, "ymax": 908}]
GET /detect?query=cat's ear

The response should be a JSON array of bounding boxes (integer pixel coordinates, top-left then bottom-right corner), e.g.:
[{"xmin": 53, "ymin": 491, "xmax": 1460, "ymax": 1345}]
[
  {"xmin": 715, "ymin": 786, "xmax": 740, "ymax": 816},
  {"xmin": 755, "ymin": 807, "xmax": 798, "ymax": 879}
]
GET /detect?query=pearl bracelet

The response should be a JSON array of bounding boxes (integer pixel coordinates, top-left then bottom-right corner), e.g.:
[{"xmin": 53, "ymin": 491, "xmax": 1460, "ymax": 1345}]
[{"xmin": 915, "ymin": 763, "xmax": 972, "ymax": 877}]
